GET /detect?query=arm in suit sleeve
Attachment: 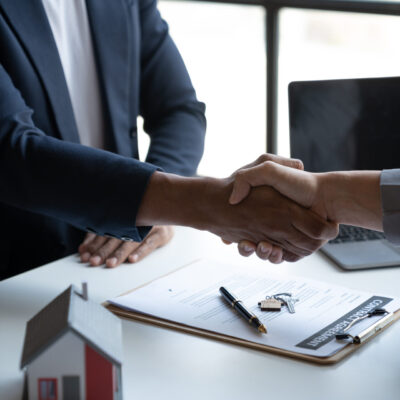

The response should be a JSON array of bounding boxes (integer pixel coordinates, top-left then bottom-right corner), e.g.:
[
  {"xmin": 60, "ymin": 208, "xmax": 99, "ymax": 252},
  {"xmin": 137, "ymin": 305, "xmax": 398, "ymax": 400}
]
[
  {"xmin": 381, "ymin": 169, "xmax": 400, "ymax": 244},
  {"xmin": 139, "ymin": 0, "xmax": 206, "ymax": 176},
  {"xmin": 0, "ymin": 64, "xmax": 157, "ymax": 241}
]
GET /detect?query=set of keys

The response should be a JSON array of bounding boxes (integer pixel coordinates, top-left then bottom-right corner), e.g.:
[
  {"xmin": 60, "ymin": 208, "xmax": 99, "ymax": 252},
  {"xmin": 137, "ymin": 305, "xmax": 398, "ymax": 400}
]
[{"xmin": 258, "ymin": 293, "xmax": 299, "ymax": 314}]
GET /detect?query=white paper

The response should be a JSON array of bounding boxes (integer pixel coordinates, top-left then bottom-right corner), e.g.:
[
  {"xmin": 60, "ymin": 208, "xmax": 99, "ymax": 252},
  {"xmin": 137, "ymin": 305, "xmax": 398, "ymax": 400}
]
[{"xmin": 109, "ymin": 260, "xmax": 400, "ymax": 357}]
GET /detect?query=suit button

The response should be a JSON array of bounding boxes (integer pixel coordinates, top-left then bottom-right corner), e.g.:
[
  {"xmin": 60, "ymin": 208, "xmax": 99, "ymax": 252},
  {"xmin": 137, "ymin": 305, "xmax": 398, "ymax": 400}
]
[
  {"xmin": 129, "ymin": 128, "xmax": 137, "ymax": 139},
  {"xmin": 121, "ymin": 236, "xmax": 134, "ymax": 242}
]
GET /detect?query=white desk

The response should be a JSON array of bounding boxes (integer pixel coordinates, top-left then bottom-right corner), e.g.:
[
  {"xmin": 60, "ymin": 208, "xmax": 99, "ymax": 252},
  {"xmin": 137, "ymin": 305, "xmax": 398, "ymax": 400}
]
[{"xmin": 1, "ymin": 226, "xmax": 400, "ymax": 400}]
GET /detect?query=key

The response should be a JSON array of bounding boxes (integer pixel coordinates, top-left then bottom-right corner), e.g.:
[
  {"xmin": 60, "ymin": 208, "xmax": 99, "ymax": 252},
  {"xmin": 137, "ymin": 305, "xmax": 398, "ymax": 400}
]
[
  {"xmin": 274, "ymin": 295, "xmax": 298, "ymax": 314},
  {"xmin": 285, "ymin": 297, "xmax": 299, "ymax": 314}
]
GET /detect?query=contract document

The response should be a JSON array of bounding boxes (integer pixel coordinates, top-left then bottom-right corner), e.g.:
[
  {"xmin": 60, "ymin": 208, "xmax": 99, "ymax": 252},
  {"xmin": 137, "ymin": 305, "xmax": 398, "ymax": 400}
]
[{"xmin": 108, "ymin": 260, "xmax": 400, "ymax": 358}]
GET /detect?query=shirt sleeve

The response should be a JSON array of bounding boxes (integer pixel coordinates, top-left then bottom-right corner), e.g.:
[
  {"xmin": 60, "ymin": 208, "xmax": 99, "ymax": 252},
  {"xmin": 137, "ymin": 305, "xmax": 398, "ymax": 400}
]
[{"xmin": 380, "ymin": 169, "xmax": 400, "ymax": 244}]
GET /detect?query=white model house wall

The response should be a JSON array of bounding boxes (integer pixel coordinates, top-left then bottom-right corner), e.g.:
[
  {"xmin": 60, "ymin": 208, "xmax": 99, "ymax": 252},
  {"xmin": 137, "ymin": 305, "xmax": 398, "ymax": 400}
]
[{"xmin": 27, "ymin": 331, "xmax": 85, "ymax": 400}]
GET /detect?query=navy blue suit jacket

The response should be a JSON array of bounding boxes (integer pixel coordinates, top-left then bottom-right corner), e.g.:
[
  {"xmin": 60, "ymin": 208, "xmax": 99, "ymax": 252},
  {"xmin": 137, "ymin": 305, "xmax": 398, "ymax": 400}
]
[{"xmin": 0, "ymin": 0, "xmax": 206, "ymax": 279}]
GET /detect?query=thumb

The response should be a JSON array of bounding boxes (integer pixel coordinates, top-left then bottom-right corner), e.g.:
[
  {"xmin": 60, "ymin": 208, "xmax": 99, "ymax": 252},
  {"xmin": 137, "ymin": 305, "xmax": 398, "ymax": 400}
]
[
  {"xmin": 229, "ymin": 162, "xmax": 282, "ymax": 204},
  {"xmin": 230, "ymin": 161, "xmax": 311, "ymax": 206}
]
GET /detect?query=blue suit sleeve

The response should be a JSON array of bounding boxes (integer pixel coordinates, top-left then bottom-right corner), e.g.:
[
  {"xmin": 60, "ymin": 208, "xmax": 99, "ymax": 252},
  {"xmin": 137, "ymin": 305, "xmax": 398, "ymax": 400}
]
[
  {"xmin": 139, "ymin": 0, "xmax": 206, "ymax": 176},
  {"xmin": 0, "ymin": 64, "xmax": 156, "ymax": 242}
]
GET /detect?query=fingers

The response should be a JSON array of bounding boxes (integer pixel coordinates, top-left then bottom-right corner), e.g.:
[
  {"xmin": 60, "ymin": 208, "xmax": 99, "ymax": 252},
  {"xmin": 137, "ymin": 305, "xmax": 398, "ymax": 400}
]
[
  {"xmin": 235, "ymin": 153, "xmax": 304, "ymax": 173},
  {"xmin": 282, "ymin": 249, "xmax": 302, "ymax": 263},
  {"xmin": 80, "ymin": 232, "xmax": 96, "ymax": 249},
  {"xmin": 121, "ymin": 226, "xmax": 174, "ymax": 266},
  {"xmin": 229, "ymin": 153, "xmax": 303, "ymax": 204},
  {"xmin": 229, "ymin": 154, "xmax": 304, "ymax": 204},
  {"xmin": 237, "ymin": 240, "xmax": 284, "ymax": 263},
  {"xmin": 105, "ymin": 241, "xmax": 140, "ymax": 268},
  {"xmin": 274, "ymin": 210, "xmax": 337, "ymax": 258},
  {"xmin": 230, "ymin": 161, "xmax": 285, "ymax": 205},
  {"xmin": 256, "ymin": 242, "xmax": 283, "ymax": 263},
  {"xmin": 238, "ymin": 240, "xmax": 257, "ymax": 257},
  {"xmin": 292, "ymin": 209, "xmax": 339, "ymax": 242},
  {"xmin": 237, "ymin": 240, "xmax": 303, "ymax": 263},
  {"xmin": 89, "ymin": 237, "xmax": 126, "ymax": 266},
  {"xmin": 78, "ymin": 232, "xmax": 96, "ymax": 261},
  {"xmin": 230, "ymin": 163, "xmax": 271, "ymax": 205},
  {"xmin": 78, "ymin": 226, "xmax": 174, "ymax": 268},
  {"xmin": 254, "ymin": 153, "xmax": 304, "ymax": 170},
  {"xmin": 79, "ymin": 234, "xmax": 108, "ymax": 263},
  {"xmin": 230, "ymin": 161, "xmax": 315, "ymax": 208}
]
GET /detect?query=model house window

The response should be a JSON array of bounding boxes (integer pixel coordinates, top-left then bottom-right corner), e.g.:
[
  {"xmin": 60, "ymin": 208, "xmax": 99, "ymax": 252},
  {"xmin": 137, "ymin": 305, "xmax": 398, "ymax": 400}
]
[
  {"xmin": 38, "ymin": 378, "xmax": 57, "ymax": 400},
  {"xmin": 62, "ymin": 376, "xmax": 80, "ymax": 400}
]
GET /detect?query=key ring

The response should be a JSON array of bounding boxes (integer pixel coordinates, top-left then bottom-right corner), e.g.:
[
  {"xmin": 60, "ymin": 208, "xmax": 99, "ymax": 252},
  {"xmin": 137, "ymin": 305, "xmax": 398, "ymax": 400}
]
[{"xmin": 272, "ymin": 292, "xmax": 292, "ymax": 299}]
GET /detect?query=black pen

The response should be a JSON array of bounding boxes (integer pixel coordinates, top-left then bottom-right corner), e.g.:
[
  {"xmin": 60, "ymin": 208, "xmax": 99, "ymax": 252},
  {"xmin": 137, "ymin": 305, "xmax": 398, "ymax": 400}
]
[{"xmin": 219, "ymin": 286, "xmax": 267, "ymax": 334}]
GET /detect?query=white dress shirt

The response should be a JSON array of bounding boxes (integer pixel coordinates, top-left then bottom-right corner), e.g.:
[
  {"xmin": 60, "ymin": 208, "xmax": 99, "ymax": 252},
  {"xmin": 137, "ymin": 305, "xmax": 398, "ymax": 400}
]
[{"xmin": 42, "ymin": 0, "xmax": 105, "ymax": 149}]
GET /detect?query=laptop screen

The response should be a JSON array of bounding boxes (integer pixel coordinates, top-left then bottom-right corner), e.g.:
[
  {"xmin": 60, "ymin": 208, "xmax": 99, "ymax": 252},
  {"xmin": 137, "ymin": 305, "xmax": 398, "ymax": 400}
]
[{"xmin": 289, "ymin": 77, "xmax": 400, "ymax": 172}]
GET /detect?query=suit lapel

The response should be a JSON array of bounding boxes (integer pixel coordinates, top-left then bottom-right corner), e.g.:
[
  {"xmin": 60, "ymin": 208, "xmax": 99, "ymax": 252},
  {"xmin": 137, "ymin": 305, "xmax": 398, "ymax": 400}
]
[
  {"xmin": 0, "ymin": 0, "xmax": 80, "ymax": 143},
  {"xmin": 86, "ymin": 0, "xmax": 133, "ymax": 156}
]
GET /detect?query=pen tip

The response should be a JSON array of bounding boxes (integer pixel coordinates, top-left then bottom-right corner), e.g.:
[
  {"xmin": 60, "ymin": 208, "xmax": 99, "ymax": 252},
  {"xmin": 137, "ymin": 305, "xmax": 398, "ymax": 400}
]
[{"xmin": 259, "ymin": 325, "xmax": 267, "ymax": 334}]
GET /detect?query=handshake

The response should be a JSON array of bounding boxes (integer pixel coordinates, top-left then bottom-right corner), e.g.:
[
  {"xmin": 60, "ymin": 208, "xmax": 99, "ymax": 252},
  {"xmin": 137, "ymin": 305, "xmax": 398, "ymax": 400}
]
[{"xmin": 137, "ymin": 153, "xmax": 383, "ymax": 264}]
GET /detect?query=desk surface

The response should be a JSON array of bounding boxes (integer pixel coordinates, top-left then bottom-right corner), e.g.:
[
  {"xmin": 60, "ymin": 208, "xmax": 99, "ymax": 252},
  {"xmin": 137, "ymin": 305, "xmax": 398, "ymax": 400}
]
[{"xmin": 1, "ymin": 226, "xmax": 400, "ymax": 400}]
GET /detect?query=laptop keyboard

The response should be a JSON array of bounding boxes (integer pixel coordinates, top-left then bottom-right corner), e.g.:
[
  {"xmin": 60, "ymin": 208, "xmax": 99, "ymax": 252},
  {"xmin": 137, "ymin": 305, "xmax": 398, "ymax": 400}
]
[{"xmin": 329, "ymin": 225, "xmax": 385, "ymax": 244}]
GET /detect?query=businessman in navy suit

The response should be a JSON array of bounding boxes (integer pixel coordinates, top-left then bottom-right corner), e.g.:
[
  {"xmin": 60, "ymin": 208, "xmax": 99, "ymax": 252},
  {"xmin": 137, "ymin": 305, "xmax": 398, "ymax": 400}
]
[
  {"xmin": 0, "ymin": 0, "xmax": 206, "ymax": 279},
  {"xmin": 0, "ymin": 0, "xmax": 338, "ymax": 280}
]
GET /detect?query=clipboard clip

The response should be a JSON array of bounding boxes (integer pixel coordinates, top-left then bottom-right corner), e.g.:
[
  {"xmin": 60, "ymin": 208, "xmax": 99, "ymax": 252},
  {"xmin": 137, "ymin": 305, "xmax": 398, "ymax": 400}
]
[{"xmin": 335, "ymin": 308, "xmax": 393, "ymax": 344}]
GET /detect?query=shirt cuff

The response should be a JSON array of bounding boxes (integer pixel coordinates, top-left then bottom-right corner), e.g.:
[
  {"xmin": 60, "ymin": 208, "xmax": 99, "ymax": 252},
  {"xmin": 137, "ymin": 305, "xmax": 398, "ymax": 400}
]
[{"xmin": 380, "ymin": 169, "xmax": 400, "ymax": 245}]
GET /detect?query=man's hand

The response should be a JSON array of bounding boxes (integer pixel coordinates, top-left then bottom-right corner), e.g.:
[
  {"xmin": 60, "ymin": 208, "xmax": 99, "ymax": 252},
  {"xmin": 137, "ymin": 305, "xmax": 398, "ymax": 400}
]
[
  {"xmin": 79, "ymin": 226, "xmax": 174, "ymax": 268},
  {"xmin": 204, "ymin": 180, "xmax": 338, "ymax": 260},
  {"xmin": 231, "ymin": 153, "xmax": 304, "ymax": 176},
  {"xmin": 135, "ymin": 171, "xmax": 338, "ymax": 262},
  {"xmin": 230, "ymin": 161, "xmax": 382, "ymax": 231},
  {"xmin": 230, "ymin": 161, "xmax": 324, "ymax": 214},
  {"xmin": 227, "ymin": 154, "xmax": 305, "ymax": 262},
  {"xmin": 229, "ymin": 161, "xmax": 332, "ymax": 262}
]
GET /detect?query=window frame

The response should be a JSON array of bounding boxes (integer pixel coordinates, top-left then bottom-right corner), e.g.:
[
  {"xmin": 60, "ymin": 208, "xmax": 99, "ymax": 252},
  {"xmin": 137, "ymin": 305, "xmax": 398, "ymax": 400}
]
[{"xmin": 171, "ymin": 0, "xmax": 400, "ymax": 153}]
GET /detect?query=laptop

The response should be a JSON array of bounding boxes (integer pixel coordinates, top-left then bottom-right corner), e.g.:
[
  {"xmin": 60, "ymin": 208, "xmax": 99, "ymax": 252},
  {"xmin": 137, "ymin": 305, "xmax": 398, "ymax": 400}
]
[{"xmin": 289, "ymin": 76, "xmax": 400, "ymax": 270}]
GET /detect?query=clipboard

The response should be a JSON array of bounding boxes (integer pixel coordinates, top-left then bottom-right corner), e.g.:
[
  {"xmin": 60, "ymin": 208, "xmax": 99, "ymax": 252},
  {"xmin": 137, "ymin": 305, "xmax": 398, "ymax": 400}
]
[{"xmin": 104, "ymin": 261, "xmax": 400, "ymax": 365}]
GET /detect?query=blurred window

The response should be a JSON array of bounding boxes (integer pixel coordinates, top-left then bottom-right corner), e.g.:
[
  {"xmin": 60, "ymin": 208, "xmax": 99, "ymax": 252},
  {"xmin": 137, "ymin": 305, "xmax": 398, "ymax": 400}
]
[
  {"xmin": 138, "ymin": 1, "xmax": 266, "ymax": 177},
  {"xmin": 139, "ymin": 2, "xmax": 400, "ymax": 172}
]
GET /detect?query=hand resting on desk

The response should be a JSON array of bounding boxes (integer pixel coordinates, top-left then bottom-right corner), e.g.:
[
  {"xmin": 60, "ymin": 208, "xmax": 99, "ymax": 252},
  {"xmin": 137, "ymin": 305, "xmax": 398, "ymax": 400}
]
[{"xmin": 78, "ymin": 226, "xmax": 174, "ymax": 268}]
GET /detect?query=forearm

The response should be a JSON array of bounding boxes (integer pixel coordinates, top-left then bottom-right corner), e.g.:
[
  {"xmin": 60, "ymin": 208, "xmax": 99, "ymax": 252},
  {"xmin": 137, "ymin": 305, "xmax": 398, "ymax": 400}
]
[
  {"xmin": 136, "ymin": 171, "xmax": 226, "ymax": 230},
  {"xmin": 137, "ymin": 171, "xmax": 338, "ymax": 257},
  {"xmin": 320, "ymin": 171, "xmax": 382, "ymax": 230}
]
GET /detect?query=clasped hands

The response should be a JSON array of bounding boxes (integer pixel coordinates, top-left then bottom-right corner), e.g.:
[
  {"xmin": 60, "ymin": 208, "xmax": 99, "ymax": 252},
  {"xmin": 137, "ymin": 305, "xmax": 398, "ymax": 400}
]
[
  {"xmin": 224, "ymin": 153, "xmax": 338, "ymax": 263},
  {"xmin": 79, "ymin": 153, "xmax": 338, "ymax": 268}
]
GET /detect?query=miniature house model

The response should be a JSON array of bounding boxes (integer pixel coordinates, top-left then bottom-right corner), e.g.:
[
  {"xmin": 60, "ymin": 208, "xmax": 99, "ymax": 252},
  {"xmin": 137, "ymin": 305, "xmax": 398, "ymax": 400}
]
[{"xmin": 20, "ymin": 284, "xmax": 123, "ymax": 400}]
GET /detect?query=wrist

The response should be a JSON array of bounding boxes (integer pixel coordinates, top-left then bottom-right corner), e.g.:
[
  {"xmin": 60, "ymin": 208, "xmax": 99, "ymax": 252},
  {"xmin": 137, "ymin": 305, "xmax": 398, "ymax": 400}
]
[
  {"xmin": 318, "ymin": 172, "xmax": 346, "ymax": 222},
  {"xmin": 319, "ymin": 171, "xmax": 382, "ymax": 229},
  {"xmin": 136, "ymin": 171, "xmax": 231, "ymax": 231}
]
